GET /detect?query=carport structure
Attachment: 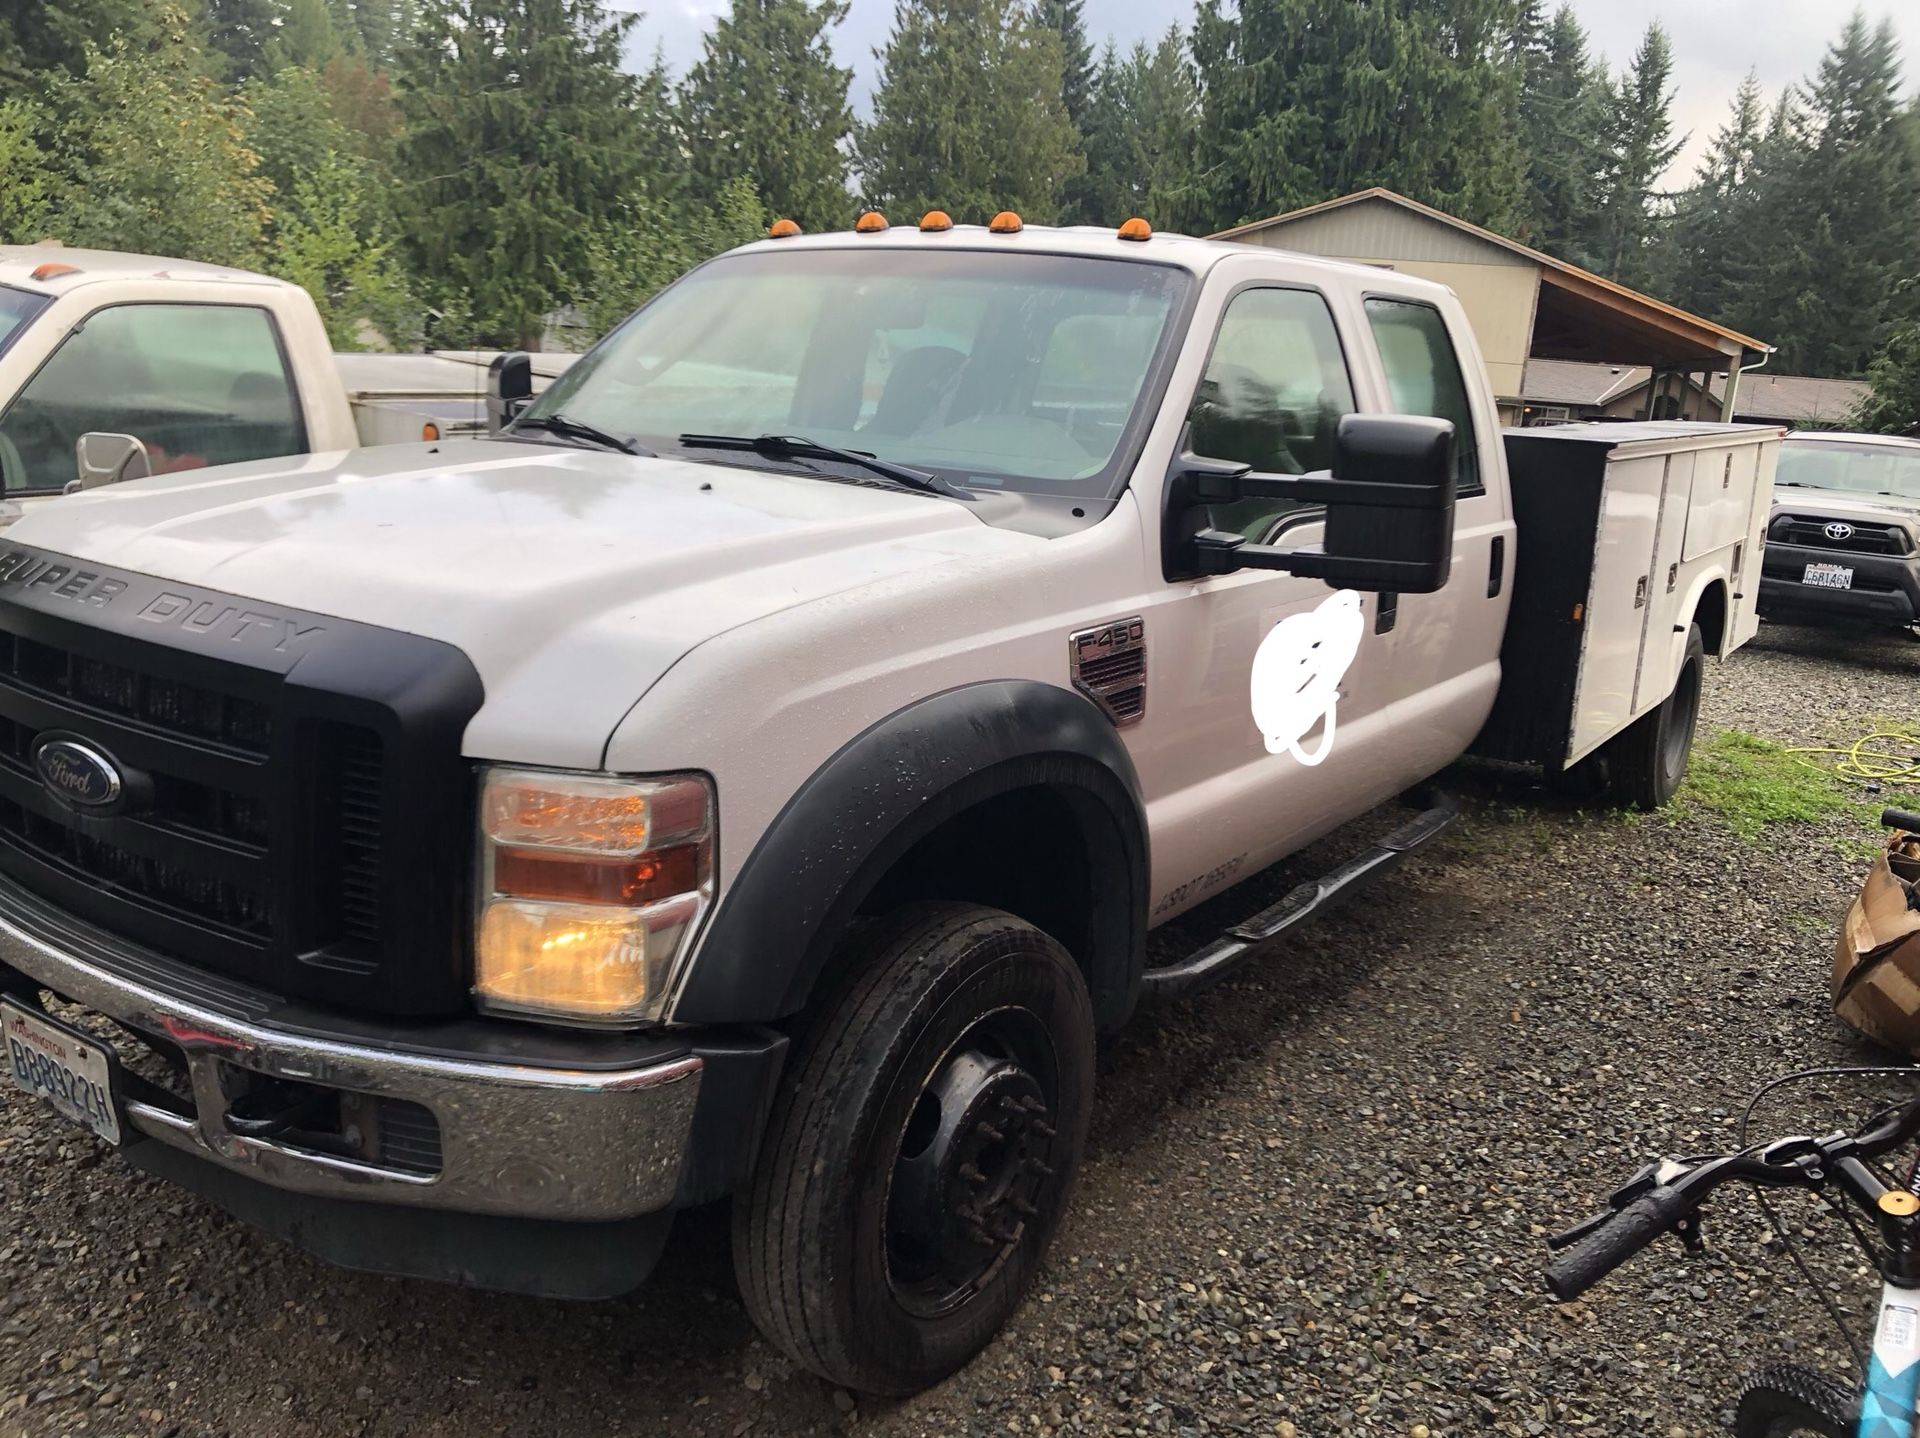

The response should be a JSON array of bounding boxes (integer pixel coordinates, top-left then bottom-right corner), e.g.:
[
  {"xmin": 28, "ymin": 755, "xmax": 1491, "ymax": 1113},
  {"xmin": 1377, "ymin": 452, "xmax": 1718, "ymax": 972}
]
[{"xmin": 1211, "ymin": 188, "xmax": 1774, "ymax": 427}]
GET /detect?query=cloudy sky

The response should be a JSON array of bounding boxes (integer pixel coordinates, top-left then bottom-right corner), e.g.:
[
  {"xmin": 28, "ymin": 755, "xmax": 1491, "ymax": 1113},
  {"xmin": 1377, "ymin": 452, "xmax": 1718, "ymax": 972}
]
[{"xmin": 617, "ymin": 0, "xmax": 1920, "ymax": 187}]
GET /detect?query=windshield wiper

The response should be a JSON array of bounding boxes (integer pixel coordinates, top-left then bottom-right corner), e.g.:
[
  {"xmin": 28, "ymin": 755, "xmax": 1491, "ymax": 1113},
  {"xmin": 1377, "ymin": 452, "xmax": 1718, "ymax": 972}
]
[
  {"xmin": 511, "ymin": 412, "xmax": 653, "ymax": 456},
  {"xmin": 678, "ymin": 433, "xmax": 972, "ymax": 500}
]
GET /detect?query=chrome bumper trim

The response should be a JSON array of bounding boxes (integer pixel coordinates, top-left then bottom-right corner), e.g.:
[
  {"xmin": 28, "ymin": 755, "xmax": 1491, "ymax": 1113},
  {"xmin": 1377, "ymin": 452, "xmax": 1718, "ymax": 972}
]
[{"xmin": 0, "ymin": 912, "xmax": 701, "ymax": 1221}]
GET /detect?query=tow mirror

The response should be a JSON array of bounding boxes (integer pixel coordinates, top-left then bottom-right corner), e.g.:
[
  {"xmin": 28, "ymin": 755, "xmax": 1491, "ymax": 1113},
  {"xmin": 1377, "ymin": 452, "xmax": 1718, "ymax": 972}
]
[
  {"xmin": 69, "ymin": 432, "xmax": 152, "ymax": 493},
  {"xmin": 1161, "ymin": 414, "xmax": 1457, "ymax": 593},
  {"xmin": 486, "ymin": 351, "xmax": 534, "ymax": 435}
]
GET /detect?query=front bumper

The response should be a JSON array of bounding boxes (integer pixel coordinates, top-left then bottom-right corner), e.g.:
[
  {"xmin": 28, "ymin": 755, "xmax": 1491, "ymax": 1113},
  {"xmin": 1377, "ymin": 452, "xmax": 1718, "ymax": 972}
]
[
  {"xmin": 0, "ymin": 883, "xmax": 703, "ymax": 1223},
  {"xmin": 1759, "ymin": 542, "xmax": 1920, "ymax": 627}
]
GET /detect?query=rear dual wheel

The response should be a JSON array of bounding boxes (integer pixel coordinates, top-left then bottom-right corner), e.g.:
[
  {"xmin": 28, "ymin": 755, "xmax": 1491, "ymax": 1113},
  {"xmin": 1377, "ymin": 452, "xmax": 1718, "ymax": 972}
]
[{"xmin": 734, "ymin": 902, "xmax": 1094, "ymax": 1395}]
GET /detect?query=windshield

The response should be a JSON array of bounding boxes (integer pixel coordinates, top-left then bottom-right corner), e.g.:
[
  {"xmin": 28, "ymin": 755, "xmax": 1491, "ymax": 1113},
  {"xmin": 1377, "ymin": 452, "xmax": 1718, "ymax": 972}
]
[
  {"xmin": 0, "ymin": 285, "xmax": 48, "ymax": 360},
  {"xmin": 522, "ymin": 247, "xmax": 1192, "ymax": 497},
  {"xmin": 1777, "ymin": 438, "xmax": 1920, "ymax": 502}
]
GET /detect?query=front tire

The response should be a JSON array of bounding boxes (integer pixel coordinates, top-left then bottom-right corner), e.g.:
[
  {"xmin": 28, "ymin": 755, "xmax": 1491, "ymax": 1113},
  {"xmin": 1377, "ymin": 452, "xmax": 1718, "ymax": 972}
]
[
  {"xmin": 733, "ymin": 902, "xmax": 1095, "ymax": 1395},
  {"xmin": 1733, "ymin": 1363, "xmax": 1858, "ymax": 1437},
  {"xmin": 1608, "ymin": 622, "xmax": 1705, "ymax": 810}
]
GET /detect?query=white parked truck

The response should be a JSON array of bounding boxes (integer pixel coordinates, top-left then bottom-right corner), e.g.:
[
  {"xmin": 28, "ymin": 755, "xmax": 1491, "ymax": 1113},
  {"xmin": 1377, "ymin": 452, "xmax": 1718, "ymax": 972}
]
[
  {"xmin": 0, "ymin": 217, "xmax": 1775, "ymax": 1395},
  {"xmin": 0, "ymin": 245, "xmax": 572, "ymax": 496}
]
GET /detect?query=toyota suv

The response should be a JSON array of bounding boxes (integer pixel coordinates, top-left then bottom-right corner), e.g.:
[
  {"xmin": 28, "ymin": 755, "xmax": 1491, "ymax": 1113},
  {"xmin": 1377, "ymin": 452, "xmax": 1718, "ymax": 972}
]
[{"xmin": 1759, "ymin": 431, "xmax": 1920, "ymax": 632}]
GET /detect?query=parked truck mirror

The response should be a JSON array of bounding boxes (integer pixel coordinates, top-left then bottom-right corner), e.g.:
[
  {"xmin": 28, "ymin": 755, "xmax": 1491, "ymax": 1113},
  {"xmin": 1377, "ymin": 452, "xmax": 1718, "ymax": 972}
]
[
  {"xmin": 485, "ymin": 352, "xmax": 535, "ymax": 435},
  {"xmin": 1161, "ymin": 414, "xmax": 1457, "ymax": 594},
  {"xmin": 68, "ymin": 432, "xmax": 153, "ymax": 494}
]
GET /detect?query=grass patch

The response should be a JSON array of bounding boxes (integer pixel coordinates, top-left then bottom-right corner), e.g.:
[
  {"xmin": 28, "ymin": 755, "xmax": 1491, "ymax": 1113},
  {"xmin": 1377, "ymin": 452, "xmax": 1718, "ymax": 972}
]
[{"xmin": 1680, "ymin": 729, "xmax": 1863, "ymax": 839}]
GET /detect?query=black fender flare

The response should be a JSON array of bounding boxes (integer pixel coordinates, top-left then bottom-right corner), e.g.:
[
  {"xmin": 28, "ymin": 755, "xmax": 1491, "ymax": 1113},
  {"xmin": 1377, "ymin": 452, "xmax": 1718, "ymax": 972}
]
[{"xmin": 672, "ymin": 680, "xmax": 1150, "ymax": 1031}]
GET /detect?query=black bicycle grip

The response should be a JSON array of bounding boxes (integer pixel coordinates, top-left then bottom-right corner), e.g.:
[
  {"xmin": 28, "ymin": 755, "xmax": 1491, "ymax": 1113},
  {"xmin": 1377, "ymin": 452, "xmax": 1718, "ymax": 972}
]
[
  {"xmin": 1883, "ymin": 808, "xmax": 1920, "ymax": 833},
  {"xmin": 1543, "ymin": 1186, "xmax": 1690, "ymax": 1301}
]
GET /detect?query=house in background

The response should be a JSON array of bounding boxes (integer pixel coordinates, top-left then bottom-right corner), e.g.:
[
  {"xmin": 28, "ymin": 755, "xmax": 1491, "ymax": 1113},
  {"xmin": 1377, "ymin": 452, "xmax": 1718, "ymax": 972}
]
[
  {"xmin": 1212, "ymin": 187, "xmax": 1773, "ymax": 427},
  {"xmin": 1516, "ymin": 360, "xmax": 1871, "ymax": 428}
]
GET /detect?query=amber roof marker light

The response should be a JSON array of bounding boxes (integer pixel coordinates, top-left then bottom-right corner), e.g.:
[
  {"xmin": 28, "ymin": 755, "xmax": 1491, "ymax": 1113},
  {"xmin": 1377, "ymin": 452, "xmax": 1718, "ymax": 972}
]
[
  {"xmin": 989, "ymin": 211, "xmax": 1024, "ymax": 234},
  {"xmin": 855, "ymin": 211, "xmax": 890, "ymax": 233},
  {"xmin": 1117, "ymin": 218, "xmax": 1152, "ymax": 242},
  {"xmin": 918, "ymin": 210, "xmax": 953, "ymax": 232},
  {"xmin": 30, "ymin": 262, "xmax": 80, "ymax": 282},
  {"xmin": 767, "ymin": 218, "xmax": 802, "ymax": 238}
]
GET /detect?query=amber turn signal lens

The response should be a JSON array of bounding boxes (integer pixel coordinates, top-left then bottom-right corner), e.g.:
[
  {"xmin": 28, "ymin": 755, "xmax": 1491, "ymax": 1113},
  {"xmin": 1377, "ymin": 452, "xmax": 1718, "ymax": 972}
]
[
  {"xmin": 768, "ymin": 218, "xmax": 802, "ymax": 238},
  {"xmin": 855, "ymin": 211, "xmax": 889, "ymax": 233},
  {"xmin": 1117, "ymin": 217, "xmax": 1152, "ymax": 241},
  {"xmin": 30, "ymin": 262, "xmax": 79, "ymax": 282},
  {"xmin": 989, "ymin": 211, "xmax": 1023, "ymax": 234},
  {"xmin": 421, "ymin": 421, "xmax": 441, "ymax": 441},
  {"xmin": 919, "ymin": 210, "xmax": 953, "ymax": 232},
  {"xmin": 493, "ymin": 843, "xmax": 704, "ymax": 906}
]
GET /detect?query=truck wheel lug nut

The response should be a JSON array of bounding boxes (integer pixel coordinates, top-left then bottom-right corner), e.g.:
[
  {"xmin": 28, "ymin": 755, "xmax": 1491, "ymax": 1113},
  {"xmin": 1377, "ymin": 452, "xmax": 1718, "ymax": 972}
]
[
  {"xmin": 1033, "ymin": 1121, "xmax": 1056, "ymax": 1139},
  {"xmin": 958, "ymin": 1163, "xmax": 987, "ymax": 1186},
  {"xmin": 975, "ymin": 1123, "xmax": 1004, "ymax": 1142}
]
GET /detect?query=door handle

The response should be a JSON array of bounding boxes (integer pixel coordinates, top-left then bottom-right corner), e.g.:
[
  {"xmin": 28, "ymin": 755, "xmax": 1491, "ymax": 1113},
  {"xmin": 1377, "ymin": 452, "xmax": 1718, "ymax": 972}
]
[{"xmin": 1487, "ymin": 535, "xmax": 1505, "ymax": 598}]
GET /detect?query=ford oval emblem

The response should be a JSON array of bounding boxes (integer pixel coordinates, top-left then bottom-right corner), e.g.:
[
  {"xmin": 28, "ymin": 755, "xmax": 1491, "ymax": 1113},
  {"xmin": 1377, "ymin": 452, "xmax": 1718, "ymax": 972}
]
[
  {"xmin": 33, "ymin": 736, "xmax": 123, "ymax": 809},
  {"xmin": 1824, "ymin": 521, "xmax": 1856, "ymax": 541}
]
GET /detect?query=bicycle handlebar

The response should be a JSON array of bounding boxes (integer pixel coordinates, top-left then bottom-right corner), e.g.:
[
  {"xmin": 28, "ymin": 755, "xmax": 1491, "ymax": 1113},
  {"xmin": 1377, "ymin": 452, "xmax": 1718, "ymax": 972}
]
[
  {"xmin": 1545, "ymin": 1186, "xmax": 1695, "ymax": 1300},
  {"xmin": 1544, "ymin": 1096, "xmax": 1920, "ymax": 1300}
]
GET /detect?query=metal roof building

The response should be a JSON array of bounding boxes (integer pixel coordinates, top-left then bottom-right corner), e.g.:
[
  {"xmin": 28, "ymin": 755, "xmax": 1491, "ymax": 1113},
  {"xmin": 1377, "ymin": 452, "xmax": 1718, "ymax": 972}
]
[{"xmin": 1212, "ymin": 188, "xmax": 1774, "ymax": 427}]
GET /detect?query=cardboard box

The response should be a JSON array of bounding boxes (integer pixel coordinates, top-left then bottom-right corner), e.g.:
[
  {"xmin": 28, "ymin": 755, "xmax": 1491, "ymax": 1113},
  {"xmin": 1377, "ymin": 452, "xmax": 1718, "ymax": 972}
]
[{"xmin": 1833, "ymin": 833, "xmax": 1920, "ymax": 1053}]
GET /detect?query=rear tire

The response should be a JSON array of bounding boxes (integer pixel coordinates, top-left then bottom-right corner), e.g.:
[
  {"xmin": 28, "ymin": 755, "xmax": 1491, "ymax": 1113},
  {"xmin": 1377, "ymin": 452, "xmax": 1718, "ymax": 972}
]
[
  {"xmin": 733, "ymin": 902, "xmax": 1095, "ymax": 1395},
  {"xmin": 1733, "ymin": 1363, "xmax": 1858, "ymax": 1437},
  {"xmin": 1607, "ymin": 622, "xmax": 1705, "ymax": 811}
]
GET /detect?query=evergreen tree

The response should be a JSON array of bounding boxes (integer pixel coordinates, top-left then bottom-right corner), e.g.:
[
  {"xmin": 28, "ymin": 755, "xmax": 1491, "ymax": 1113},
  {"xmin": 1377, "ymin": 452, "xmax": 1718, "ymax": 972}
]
[
  {"xmin": 268, "ymin": 0, "xmax": 344, "ymax": 68},
  {"xmin": 205, "ymin": 0, "xmax": 285, "ymax": 80},
  {"xmin": 397, "ymin": 0, "xmax": 654, "ymax": 348},
  {"xmin": 1034, "ymin": 0, "xmax": 1093, "ymax": 128},
  {"xmin": 858, "ymin": 0, "xmax": 1083, "ymax": 224},
  {"xmin": 1512, "ymin": 2, "xmax": 1610, "ymax": 266},
  {"xmin": 1755, "ymin": 15, "xmax": 1919, "ymax": 375},
  {"xmin": 679, "ymin": 0, "xmax": 853, "ymax": 233},
  {"xmin": 580, "ymin": 176, "xmax": 766, "ymax": 336},
  {"xmin": 1586, "ymin": 22, "xmax": 1683, "ymax": 287},
  {"xmin": 1656, "ymin": 72, "xmax": 1764, "ymax": 326},
  {"xmin": 1079, "ymin": 30, "xmax": 1200, "ymax": 228},
  {"xmin": 1854, "ymin": 319, "xmax": 1920, "ymax": 434},
  {"xmin": 0, "ymin": 0, "xmax": 161, "ymax": 87},
  {"xmin": 1185, "ymin": 0, "xmax": 1523, "ymax": 235}
]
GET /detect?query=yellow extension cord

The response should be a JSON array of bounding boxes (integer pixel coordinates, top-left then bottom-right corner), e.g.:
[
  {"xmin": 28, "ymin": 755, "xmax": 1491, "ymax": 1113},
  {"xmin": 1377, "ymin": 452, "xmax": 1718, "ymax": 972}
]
[{"xmin": 1789, "ymin": 729, "xmax": 1920, "ymax": 783}]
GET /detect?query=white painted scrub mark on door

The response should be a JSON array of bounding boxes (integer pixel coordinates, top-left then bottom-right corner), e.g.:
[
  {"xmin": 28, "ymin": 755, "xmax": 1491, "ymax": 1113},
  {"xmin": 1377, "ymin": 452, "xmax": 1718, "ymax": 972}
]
[{"xmin": 1250, "ymin": 589, "xmax": 1365, "ymax": 766}]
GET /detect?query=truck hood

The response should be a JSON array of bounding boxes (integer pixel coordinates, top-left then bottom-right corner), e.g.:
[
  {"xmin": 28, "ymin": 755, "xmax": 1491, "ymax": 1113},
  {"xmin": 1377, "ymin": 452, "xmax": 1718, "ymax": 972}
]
[
  {"xmin": 7, "ymin": 439, "xmax": 1034, "ymax": 768},
  {"xmin": 1771, "ymin": 488, "xmax": 1920, "ymax": 524}
]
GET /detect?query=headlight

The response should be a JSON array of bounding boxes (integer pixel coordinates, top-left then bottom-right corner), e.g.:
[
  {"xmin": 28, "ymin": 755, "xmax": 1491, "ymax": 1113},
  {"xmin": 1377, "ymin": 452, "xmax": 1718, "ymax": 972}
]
[{"xmin": 474, "ymin": 767, "xmax": 714, "ymax": 1026}]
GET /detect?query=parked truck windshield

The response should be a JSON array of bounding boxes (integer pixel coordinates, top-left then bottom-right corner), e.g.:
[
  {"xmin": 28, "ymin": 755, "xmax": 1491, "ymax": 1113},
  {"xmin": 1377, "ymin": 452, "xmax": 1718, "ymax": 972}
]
[
  {"xmin": 522, "ymin": 248, "xmax": 1191, "ymax": 497},
  {"xmin": 0, "ymin": 284, "xmax": 46, "ymax": 359},
  {"xmin": 1777, "ymin": 437, "xmax": 1920, "ymax": 501}
]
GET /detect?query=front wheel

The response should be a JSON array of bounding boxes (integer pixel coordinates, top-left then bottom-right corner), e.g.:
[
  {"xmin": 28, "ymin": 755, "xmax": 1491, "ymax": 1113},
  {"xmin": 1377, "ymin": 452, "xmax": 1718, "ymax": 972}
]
[
  {"xmin": 733, "ymin": 901, "xmax": 1095, "ymax": 1395},
  {"xmin": 1607, "ymin": 622, "xmax": 1705, "ymax": 810},
  {"xmin": 1733, "ymin": 1363, "xmax": 1859, "ymax": 1437}
]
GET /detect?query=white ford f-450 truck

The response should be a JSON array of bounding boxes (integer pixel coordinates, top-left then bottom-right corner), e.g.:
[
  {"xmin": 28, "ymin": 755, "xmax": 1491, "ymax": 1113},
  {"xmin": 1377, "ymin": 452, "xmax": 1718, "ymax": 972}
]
[{"xmin": 0, "ymin": 218, "xmax": 1775, "ymax": 1394}]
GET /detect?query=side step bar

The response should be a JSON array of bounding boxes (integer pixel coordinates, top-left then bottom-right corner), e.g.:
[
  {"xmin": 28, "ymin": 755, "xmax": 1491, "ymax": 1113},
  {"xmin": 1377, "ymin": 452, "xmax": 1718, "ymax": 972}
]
[{"xmin": 1137, "ymin": 790, "xmax": 1459, "ymax": 1003}]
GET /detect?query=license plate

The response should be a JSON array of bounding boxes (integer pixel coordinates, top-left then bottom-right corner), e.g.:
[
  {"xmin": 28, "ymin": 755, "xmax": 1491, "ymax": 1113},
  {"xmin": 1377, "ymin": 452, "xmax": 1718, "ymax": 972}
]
[
  {"xmin": 2, "ymin": 1000, "xmax": 122, "ymax": 1145},
  {"xmin": 1803, "ymin": 562, "xmax": 1854, "ymax": 590}
]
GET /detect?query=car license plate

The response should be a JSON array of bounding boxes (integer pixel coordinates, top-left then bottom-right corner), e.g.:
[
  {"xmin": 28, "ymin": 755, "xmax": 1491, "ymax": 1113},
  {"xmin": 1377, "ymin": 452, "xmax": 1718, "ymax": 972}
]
[
  {"xmin": 2, "ymin": 999, "xmax": 122, "ymax": 1145},
  {"xmin": 1803, "ymin": 562, "xmax": 1854, "ymax": 591}
]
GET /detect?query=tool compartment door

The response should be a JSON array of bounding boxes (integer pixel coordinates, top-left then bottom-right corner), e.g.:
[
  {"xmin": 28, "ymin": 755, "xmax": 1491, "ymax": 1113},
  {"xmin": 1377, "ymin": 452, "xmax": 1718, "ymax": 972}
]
[
  {"xmin": 1729, "ymin": 441, "xmax": 1776, "ymax": 649},
  {"xmin": 1631, "ymin": 453, "xmax": 1694, "ymax": 714},
  {"xmin": 1568, "ymin": 454, "xmax": 1665, "ymax": 762}
]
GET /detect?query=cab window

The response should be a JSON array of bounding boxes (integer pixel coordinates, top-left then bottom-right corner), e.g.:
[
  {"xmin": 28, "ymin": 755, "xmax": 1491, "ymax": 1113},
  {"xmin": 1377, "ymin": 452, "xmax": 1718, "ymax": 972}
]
[
  {"xmin": 1186, "ymin": 287, "xmax": 1355, "ymax": 540},
  {"xmin": 1363, "ymin": 298, "xmax": 1482, "ymax": 497},
  {"xmin": 0, "ymin": 304, "xmax": 304, "ymax": 493}
]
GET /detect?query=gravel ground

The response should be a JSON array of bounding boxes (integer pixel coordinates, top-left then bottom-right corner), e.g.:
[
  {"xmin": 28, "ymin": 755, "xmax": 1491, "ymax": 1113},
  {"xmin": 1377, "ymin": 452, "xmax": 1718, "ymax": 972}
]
[{"xmin": 5, "ymin": 620, "xmax": 1920, "ymax": 1438}]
